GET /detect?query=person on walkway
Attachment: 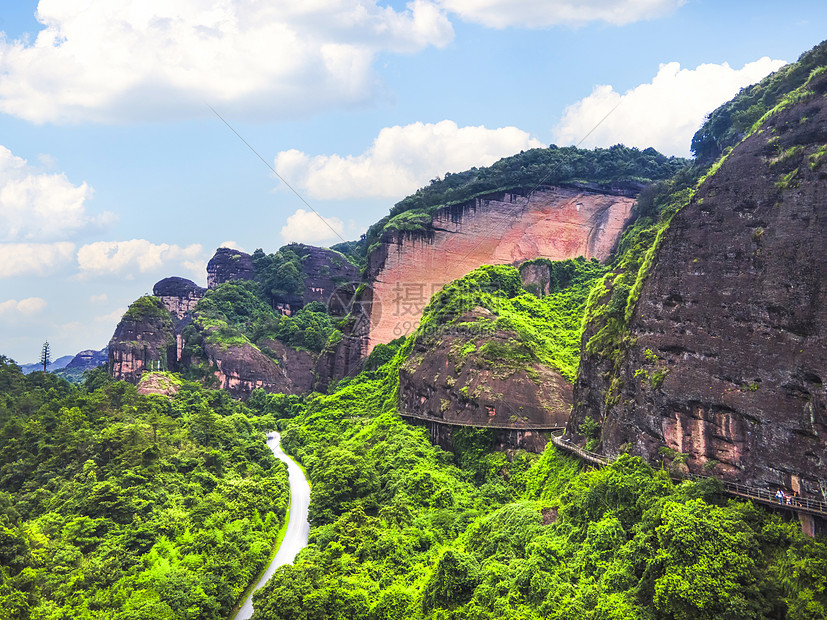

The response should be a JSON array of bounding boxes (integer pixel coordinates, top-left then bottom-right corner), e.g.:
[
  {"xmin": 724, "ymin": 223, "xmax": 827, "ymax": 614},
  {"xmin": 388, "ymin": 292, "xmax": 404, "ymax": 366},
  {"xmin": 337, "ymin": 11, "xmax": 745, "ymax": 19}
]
[{"xmin": 776, "ymin": 489, "xmax": 786, "ymax": 504}]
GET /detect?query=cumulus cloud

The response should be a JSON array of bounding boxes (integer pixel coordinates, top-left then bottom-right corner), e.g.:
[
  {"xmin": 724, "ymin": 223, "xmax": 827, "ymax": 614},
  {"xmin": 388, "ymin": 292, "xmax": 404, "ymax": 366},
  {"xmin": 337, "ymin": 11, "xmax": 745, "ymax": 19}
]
[
  {"xmin": 0, "ymin": 242, "xmax": 76, "ymax": 278},
  {"xmin": 439, "ymin": 0, "xmax": 684, "ymax": 28},
  {"xmin": 0, "ymin": 146, "xmax": 113, "ymax": 242},
  {"xmin": 553, "ymin": 57, "xmax": 786, "ymax": 157},
  {"xmin": 0, "ymin": 297, "xmax": 47, "ymax": 317},
  {"xmin": 89, "ymin": 293, "xmax": 108, "ymax": 304},
  {"xmin": 94, "ymin": 307, "xmax": 126, "ymax": 323},
  {"xmin": 275, "ymin": 120, "xmax": 543, "ymax": 200},
  {"xmin": 76, "ymin": 239, "xmax": 204, "ymax": 276},
  {"xmin": 280, "ymin": 209, "xmax": 346, "ymax": 244},
  {"xmin": 0, "ymin": 0, "xmax": 453, "ymax": 123},
  {"xmin": 219, "ymin": 241, "xmax": 245, "ymax": 252}
]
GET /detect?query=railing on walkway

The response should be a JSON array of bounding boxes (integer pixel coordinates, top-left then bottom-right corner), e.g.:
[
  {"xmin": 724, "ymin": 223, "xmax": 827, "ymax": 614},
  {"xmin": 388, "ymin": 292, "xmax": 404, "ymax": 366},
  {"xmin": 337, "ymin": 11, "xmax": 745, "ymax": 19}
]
[
  {"xmin": 549, "ymin": 431, "xmax": 827, "ymax": 517},
  {"xmin": 549, "ymin": 432, "xmax": 609, "ymax": 467},
  {"xmin": 400, "ymin": 411, "xmax": 565, "ymax": 431}
]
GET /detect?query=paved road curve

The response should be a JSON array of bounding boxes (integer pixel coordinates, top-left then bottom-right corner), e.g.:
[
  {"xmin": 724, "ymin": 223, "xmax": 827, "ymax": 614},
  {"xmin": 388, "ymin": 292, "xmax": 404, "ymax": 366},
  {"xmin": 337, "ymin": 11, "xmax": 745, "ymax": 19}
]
[{"xmin": 235, "ymin": 432, "xmax": 311, "ymax": 620}]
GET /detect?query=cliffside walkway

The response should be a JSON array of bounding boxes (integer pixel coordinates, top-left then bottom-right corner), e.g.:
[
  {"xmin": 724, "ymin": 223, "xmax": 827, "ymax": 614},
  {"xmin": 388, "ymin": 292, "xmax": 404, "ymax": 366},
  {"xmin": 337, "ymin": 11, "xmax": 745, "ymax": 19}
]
[
  {"xmin": 549, "ymin": 432, "xmax": 827, "ymax": 518},
  {"xmin": 400, "ymin": 411, "xmax": 565, "ymax": 431}
]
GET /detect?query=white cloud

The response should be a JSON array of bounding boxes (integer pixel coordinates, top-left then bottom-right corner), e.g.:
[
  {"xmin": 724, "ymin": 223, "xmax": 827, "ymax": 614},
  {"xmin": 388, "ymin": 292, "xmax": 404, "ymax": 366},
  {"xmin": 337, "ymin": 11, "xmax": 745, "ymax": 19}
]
[
  {"xmin": 0, "ymin": 146, "xmax": 113, "ymax": 242},
  {"xmin": 95, "ymin": 307, "xmax": 126, "ymax": 323},
  {"xmin": 0, "ymin": 297, "xmax": 47, "ymax": 317},
  {"xmin": 439, "ymin": 0, "xmax": 684, "ymax": 28},
  {"xmin": 281, "ymin": 209, "xmax": 346, "ymax": 244},
  {"xmin": 219, "ymin": 241, "xmax": 245, "ymax": 252},
  {"xmin": 0, "ymin": 242, "xmax": 76, "ymax": 277},
  {"xmin": 76, "ymin": 239, "xmax": 204, "ymax": 276},
  {"xmin": 553, "ymin": 57, "xmax": 787, "ymax": 157},
  {"xmin": 89, "ymin": 293, "xmax": 108, "ymax": 304},
  {"xmin": 0, "ymin": 0, "xmax": 453, "ymax": 123},
  {"xmin": 274, "ymin": 120, "xmax": 544, "ymax": 200},
  {"xmin": 181, "ymin": 259, "xmax": 208, "ymax": 282}
]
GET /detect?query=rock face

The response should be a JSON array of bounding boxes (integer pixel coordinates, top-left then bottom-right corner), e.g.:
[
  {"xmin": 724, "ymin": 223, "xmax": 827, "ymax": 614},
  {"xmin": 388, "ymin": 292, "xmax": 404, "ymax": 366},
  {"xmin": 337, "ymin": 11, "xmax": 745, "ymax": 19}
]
[
  {"xmin": 108, "ymin": 297, "xmax": 176, "ymax": 383},
  {"xmin": 313, "ymin": 283, "xmax": 372, "ymax": 391},
  {"xmin": 291, "ymin": 243, "xmax": 360, "ymax": 307},
  {"xmin": 153, "ymin": 277, "xmax": 206, "ymax": 319},
  {"xmin": 205, "ymin": 342, "xmax": 290, "ymax": 398},
  {"xmin": 137, "ymin": 372, "xmax": 181, "ymax": 397},
  {"xmin": 365, "ymin": 186, "xmax": 635, "ymax": 353},
  {"xmin": 207, "ymin": 248, "xmax": 255, "ymax": 289},
  {"xmin": 259, "ymin": 339, "xmax": 316, "ymax": 394},
  {"xmin": 110, "ymin": 245, "xmax": 357, "ymax": 395},
  {"xmin": 572, "ymin": 71, "xmax": 827, "ymax": 500},
  {"xmin": 398, "ymin": 308, "xmax": 573, "ymax": 452}
]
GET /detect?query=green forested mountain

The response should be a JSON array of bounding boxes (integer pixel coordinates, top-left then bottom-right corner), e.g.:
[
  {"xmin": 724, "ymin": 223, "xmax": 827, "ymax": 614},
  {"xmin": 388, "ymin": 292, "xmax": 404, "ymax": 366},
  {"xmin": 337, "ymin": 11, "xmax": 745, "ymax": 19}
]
[
  {"xmin": 5, "ymin": 39, "xmax": 827, "ymax": 620},
  {"xmin": 338, "ymin": 144, "xmax": 689, "ymax": 265},
  {"xmin": 691, "ymin": 40, "xmax": 827, "ymax": 160},
  {"xmin": 0, "ymin": 360, "xmax": 288, "ymax": 619},
  {"xmin": 246, "ymin": 304, "xmax": 827, "ymax": 620}
]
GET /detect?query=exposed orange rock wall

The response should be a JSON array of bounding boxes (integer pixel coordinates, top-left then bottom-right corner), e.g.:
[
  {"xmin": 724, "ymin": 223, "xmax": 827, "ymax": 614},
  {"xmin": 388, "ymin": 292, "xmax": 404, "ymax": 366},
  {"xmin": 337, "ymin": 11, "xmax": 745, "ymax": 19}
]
[
  {"xmin": 367, "ymin": 186, "xmax": 635, "ymax": 351},
  {"xmin": 158, "ymin": 293, "xmax": 202, "ymax": 320}
]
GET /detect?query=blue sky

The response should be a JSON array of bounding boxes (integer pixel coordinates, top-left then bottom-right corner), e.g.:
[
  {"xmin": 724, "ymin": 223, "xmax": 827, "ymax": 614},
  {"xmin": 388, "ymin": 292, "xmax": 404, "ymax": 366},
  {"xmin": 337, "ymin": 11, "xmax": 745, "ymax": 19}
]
[{"xmin": 1, "ymin": 0, "xmax": 825, "ymax": 363}]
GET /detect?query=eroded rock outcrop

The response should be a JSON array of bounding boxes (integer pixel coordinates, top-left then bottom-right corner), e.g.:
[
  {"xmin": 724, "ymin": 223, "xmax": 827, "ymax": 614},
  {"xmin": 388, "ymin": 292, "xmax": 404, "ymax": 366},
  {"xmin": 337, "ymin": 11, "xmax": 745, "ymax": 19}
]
[
  {"xmin": 365, "ymin": 186, "xmax": 635, "ymax": 352},
  {"xmin": 398, "ymin": 308, "xmax": 572, "ymax": 452},
  {"xmin": 572, "ymin": 70, "xmax": 827, "ymax": 500},
  {"xmin": 137, "ymin": 372, "xmax": 181, "ymax": 397},
  {"xmin": 110, "ymin": 245, "xmax": 354, "ymax": 394},
  {"xmin": 108, "ymin": 297, "xmax": 176, "ymax": 383},
  {"xmin": 207, "ymin": 248, "xmax": 255, "ymax": 289},
  {"xmin": 153, "ymin": 277, "xmax": 206, "ymax": 319},
  {"xmin": 291, "ymin": 243, "xmax": 360, "ymax": 307},
  {"xmin": 204, "ymin": 341, "xmax": 293, "ymax": 398}
]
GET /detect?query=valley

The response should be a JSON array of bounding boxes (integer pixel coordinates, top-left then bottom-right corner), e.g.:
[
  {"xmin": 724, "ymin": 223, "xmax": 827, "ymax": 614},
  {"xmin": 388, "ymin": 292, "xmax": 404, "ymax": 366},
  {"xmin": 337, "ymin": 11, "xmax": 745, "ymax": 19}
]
[{"xmin": 2, "ymin": 38, "xmax": 827, "ymax": 620}]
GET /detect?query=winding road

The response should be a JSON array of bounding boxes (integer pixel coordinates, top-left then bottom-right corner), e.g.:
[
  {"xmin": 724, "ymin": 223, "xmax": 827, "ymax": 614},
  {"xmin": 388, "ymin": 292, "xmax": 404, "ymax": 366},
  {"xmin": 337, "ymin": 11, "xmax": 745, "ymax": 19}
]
[{"xmin": 235, "ymin": 432, "xmax": 311, "ymax": 620}]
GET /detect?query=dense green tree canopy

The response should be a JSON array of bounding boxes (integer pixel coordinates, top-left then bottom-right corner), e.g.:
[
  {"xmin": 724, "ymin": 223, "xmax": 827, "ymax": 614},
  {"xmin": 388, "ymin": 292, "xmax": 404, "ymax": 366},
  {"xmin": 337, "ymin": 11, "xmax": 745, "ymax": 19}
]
[{"xmin": 0, "ymin": 360, "xmax": 288, "ymax": 619}]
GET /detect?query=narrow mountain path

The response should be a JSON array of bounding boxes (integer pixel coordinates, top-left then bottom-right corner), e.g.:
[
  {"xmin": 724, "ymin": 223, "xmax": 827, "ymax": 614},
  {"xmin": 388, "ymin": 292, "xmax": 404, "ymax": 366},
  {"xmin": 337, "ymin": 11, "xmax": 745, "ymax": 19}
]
[
  {"xmin": 550, "ymin": 432, "xmax": 827, "ymax": 517},
  {"xmin": 235, "ymin": 432, "xmax": 311, "ymax": 620}
]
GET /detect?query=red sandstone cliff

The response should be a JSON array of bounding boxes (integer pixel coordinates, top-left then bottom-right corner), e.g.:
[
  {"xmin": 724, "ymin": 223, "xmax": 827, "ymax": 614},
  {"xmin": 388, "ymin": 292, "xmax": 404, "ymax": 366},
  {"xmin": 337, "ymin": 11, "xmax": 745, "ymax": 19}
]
[
  {"xmin": 108, "ymin": 297, "xmax": 176, "ymax": 383},
  {"xmin": 365, "ymin": 186, "xmax": 635, "ymax": 352},
  {"xmin": 570, "ymin": 69, "xmax": 827, "ymax": 503}
]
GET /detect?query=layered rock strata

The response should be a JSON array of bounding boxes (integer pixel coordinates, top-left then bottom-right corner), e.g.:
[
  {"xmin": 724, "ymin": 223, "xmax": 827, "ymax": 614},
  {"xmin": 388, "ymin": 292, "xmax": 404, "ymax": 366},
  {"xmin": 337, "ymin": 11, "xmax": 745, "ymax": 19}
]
[
  {"xmin": 365, "ymin": 186, "xmax": 635, "ymax": 352},
  {"xmin": 398, "ymin": 308, "xmax": 573, "ymax": 452},
  {"xmin": 108, "ymin": 298, "xmax": 176, "ymax": 383},
  {"xmin": 572, "ymin": 71, "xmax": 827, "ymax": 502}
]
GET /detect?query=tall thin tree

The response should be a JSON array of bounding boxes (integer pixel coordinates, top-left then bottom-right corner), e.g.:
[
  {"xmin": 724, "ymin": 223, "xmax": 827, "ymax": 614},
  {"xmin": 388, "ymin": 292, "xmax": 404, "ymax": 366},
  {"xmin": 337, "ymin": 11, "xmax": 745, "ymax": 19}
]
[{"xmin": 40, "ymin": 341, "xmax": 51, "ymax": 372}]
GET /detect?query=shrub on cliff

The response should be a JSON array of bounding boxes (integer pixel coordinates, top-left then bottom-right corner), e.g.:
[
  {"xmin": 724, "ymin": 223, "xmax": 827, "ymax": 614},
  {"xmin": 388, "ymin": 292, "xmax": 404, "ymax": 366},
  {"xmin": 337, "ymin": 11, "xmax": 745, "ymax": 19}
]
[
  {"xmin": 691, "ymin": 40, "xmax": 827, "ymax": 160},
  {"xmin": 123, "ymin": 295, "xmax": 174, "ymax": 324}
]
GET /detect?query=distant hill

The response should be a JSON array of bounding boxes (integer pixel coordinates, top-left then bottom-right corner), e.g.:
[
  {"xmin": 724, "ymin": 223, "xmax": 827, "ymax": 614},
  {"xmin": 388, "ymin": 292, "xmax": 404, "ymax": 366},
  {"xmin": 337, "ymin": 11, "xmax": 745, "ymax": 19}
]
[
  {"xmin": 54, "ymin": 348, "xmax": 109, "ymax": 383},
  {"xmin": 19, "ymin": 355, "xmax": 74, "ymax": 374},
  {"xmin": 20, "ymin": 348, "xmax": 108, "ymax": 382}
]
